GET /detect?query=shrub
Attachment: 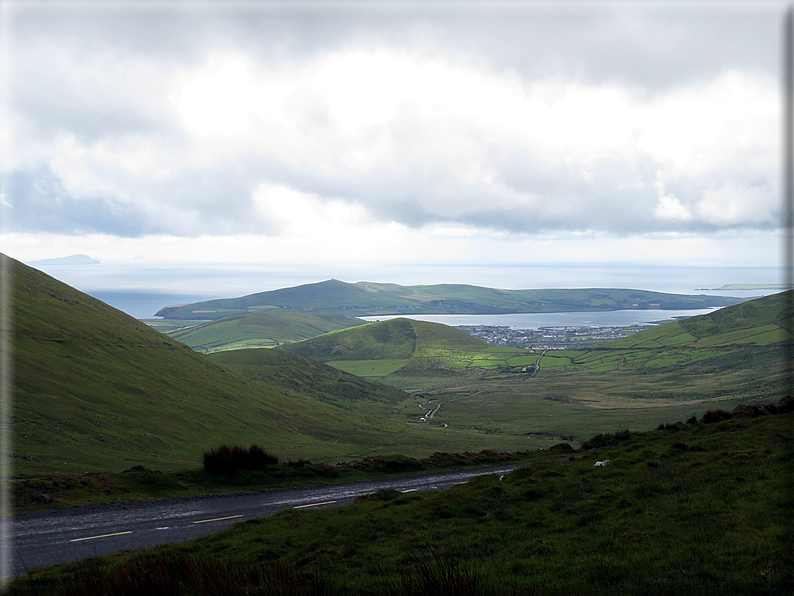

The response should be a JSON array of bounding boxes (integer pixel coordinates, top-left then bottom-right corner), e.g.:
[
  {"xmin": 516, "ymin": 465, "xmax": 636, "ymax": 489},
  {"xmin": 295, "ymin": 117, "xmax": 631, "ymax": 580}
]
[
  {"xmin": 701, "ymin": 410, "xmax": 733, "ymax": 424},
  {"xmin": 580, "ymin": 429, "xmax": 630, "ymax": 450},
  {"xmin": 202, "ymin": 444, "xmax": 279, "ymax": 476}
]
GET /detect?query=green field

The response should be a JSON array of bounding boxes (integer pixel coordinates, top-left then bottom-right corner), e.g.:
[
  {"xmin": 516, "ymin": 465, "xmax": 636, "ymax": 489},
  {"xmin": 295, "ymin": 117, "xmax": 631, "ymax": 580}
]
[
  {"xmin": 160, "ymin": 309, "xmax": 366, "ymax": 353},
  {"xmin": 327, "ymin": 358, "xmax": 411, "ymax": 379}
]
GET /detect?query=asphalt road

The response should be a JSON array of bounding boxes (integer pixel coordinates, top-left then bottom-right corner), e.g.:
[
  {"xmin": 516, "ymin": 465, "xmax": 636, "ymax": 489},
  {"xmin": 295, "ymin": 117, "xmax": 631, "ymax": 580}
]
[{"xmin": 10, "ymin": 462, "xmax": 530, "ymax": 577}]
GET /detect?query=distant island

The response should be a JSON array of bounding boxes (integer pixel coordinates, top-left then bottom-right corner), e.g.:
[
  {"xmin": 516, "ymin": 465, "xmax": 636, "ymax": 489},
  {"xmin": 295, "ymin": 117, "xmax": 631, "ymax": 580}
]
[
  {"xmin": 28, "ymin": 254, "xmax": 100, "ymax": 266},
  {"xmin": 705, "ymin": 284, "xmax": 789, "ymax": 291}
]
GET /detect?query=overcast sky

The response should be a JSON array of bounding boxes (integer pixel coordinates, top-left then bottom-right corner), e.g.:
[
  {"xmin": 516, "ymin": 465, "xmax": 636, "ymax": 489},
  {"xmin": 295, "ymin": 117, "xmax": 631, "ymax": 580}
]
[{"xmin": 0, "ymin": 1, "xmax": 788, "ymax": 282}]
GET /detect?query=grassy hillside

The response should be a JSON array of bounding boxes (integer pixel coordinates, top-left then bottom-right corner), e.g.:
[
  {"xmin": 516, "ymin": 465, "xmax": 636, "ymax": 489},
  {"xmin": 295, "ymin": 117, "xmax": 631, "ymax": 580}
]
[
  {"xmin": 277, "ymin": 294, "xmax": 793, "ymax": 379},
  {"xmin": 207, "ymin": 349, "xmax": 409, "ymax": 416},
  {"xmin": 12, "ymin": 403, "xmax": 792, "ymax": 595},
  {"xmin": 156, "ymin": 279, "xmax": 743, "ymax": 319},
  {"xmin": 278, "ymin": 318, "xmax": 487, "ymax": 361},
  {"xmin": 162, "ymin": 310, "xmax": 366, "ymax": 353},
  {"xmin": 605, "ymin": 289, "xmax": 793, "ymax": 349},
  {"xmin": 265, "ymin": 294, "xmax": 791, "ymax": 447},
  {"xmin": 4, "ymin": 255, "xmax": 537, "ymax": 476}
]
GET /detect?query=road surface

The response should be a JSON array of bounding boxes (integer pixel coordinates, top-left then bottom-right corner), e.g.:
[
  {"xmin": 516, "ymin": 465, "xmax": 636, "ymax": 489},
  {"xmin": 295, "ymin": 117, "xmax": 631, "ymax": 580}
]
[{"xmin": 10, "ymin": 462, "xmax": 530, "ymax": 577}]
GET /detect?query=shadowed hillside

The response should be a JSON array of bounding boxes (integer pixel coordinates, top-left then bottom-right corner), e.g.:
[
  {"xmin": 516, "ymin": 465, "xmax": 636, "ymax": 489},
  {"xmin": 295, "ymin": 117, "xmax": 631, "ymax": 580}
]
[
  {"xmin": 208, "ymin": 349, "xmax": 410, "ymax": 415},
  {"xmin": 5, "ymin": 255, "xmax": 532, "ymax": 476}
]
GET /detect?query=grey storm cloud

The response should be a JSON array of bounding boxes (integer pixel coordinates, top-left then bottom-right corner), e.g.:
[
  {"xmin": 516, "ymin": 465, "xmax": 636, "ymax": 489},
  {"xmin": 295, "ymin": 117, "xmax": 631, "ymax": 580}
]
[{"xmin": 3, "ymin": 167, "xmax": 155, "ymax": 237}]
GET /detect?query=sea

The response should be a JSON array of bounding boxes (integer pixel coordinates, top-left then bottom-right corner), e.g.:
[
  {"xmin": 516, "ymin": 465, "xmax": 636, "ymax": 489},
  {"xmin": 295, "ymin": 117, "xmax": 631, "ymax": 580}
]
[{"xmin": 24, "ymin": 260, "xmax": 784, "ymax": 324}]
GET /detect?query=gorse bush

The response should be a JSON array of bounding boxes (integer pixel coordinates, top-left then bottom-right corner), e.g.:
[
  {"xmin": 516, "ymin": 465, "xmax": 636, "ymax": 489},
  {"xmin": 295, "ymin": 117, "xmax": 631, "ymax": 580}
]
[{"xmin": 203, "ymin": 444, "xmax": 279, "ymax": 476}]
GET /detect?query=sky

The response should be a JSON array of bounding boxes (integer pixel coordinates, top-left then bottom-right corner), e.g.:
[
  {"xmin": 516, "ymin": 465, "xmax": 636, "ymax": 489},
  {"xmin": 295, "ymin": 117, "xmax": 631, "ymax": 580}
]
[{"xmin": 0, "ymin": 0, "xmax": 789, "ymax": 296}]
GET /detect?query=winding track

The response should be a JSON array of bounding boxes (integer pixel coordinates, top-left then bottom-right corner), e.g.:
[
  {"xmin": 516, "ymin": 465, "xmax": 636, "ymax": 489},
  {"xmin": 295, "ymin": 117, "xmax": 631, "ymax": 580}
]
[{"xmin": 10, "ymin": 462, "xmax": 530, "ymax": 578}]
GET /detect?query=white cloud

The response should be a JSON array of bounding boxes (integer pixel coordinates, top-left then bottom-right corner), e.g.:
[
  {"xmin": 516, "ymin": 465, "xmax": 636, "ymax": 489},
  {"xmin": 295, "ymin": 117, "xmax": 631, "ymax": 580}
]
[
  {"xmin": 696, "ymin": 181, "xmax": 773, "ymax": 226},
  {"xmin": 1, "ymin": 4, "xmax": 782, "ymax": 277},
  {"xmin": 165, "ymin": 50, "xmax": 779, "ymax": 232},
  {"xmin": 252, "ymin": 182, "xmax": 370, "ymax": 234},
  {"xmin": 653, "ymin": 175, "xmax": 693, "ymax": 221}
]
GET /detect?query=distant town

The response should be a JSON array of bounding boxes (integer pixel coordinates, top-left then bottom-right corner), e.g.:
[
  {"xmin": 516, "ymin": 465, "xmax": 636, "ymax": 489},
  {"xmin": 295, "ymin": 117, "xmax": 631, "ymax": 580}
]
[{"xmin": 458, "ymin": 324, "xmax": 652, "ymax": 350}]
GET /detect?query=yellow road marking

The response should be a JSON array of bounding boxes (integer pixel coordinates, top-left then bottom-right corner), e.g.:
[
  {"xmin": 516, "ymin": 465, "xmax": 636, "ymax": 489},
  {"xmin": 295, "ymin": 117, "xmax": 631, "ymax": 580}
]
[
  {"xmin": 70, "ymin": 531, "xmax": 132, "ymax": 542},
  {"xmin": 192, "ymin": 514, "xmax": 244, "ymax": 524},
  {"xmin": 294, "ymin": 500, "xmax": 337, "ymax": 509}
]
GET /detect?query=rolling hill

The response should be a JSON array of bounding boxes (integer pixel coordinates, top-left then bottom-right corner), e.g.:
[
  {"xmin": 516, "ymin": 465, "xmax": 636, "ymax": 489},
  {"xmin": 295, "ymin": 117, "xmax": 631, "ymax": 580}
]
[
  {"xmin": 268, "ymin": 293, "xmax": 790, "ymax": 446},
  {"xmin": 207, "ymin": 349, "xmax": 409, "ymax": 416},
  {"xmin": 155, "ymin": 279, "xmax": 744, "ymax": 320},
  {"xmin": 276, "ymin": 292, "xmax": 793, "ymax": 375},
  {"xmin": 162, "ymin": 309, "xmax": 367, "ymax": 353},
  {"xmin": 276, "ymin": 317, "xmax": 492, "ymax": 375},
  {"xmin": 4, "ymin": 255, "xmax": 535, "ymax": 476}
]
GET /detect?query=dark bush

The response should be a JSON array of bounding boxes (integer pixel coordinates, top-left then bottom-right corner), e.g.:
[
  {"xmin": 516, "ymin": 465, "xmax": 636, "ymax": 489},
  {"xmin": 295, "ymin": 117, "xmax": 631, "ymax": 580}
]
[
  {"xmin": 733, "ymin": 396, "xmax": 794, "ymax": 418},
  {"xmin": 580, "ymin": 430, "xmax": 631, "ymax": 451},
  {"xmin": 202, "ymin": 444, "xmax": 279, "ymax": 476},
  {"xmin": 701, "ymin": 409, "xmax": 733, "ymax": 424},
  {"xmin": 547, "ymin": 442, "xmax": 575, "ymax": 454}
]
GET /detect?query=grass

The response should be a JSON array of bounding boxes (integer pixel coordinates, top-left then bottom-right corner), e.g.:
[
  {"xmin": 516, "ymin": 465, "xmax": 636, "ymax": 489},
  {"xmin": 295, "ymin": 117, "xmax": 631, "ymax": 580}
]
[
  {"xmin": 326, "ymin": 358, "xmax": 411, "ymax": 378},
  {"xmin": 4, "ymin": 255, "xmax": 539, "ymax": 477},
  {"xmin": 10, "ymin": 402, "xmax": 792, "ymax": 595},
  {"xmin": 163, "ymin": 310, "xmax": 367, "ymax": 353}
]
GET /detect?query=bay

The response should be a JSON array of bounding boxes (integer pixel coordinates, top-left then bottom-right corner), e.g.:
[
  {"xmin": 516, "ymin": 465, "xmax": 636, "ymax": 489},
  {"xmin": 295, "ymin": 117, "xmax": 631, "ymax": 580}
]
[{"xmin": 359, "ymin": 309, "xmax": 721, "ymax": 330}]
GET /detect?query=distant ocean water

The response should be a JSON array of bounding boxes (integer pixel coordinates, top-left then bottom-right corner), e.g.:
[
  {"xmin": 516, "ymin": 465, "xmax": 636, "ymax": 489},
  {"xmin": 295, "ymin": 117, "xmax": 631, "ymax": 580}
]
[
  {"xmin": 85, "ymin": 291, "xmax": 222, "ymax": 320},
  {"xmin": 25, "ymin": 261, "xmax": 783, "ymax": 320}
]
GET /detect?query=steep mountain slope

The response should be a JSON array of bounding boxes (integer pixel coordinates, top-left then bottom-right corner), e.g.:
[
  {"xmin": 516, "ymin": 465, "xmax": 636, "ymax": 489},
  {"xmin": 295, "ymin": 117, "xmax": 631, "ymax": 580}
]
[
  {"xmin": 156, "ymin": 279, "xmax": 744, "ymax": 320},
  {"xmin": 5, "ymin": 255, "xmax": 500, "ymax": 476},
  {"xmin": 602, "ymin": 290, "xmax": 794, "ymax": 349},
  {"xmin": 165, "ymin": 310, "xmax": 367, "ymax": 353}
]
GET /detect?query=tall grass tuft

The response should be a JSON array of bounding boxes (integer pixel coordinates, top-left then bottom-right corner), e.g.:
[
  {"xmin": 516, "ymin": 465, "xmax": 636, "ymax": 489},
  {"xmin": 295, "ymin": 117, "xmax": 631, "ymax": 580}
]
[
  {"xmin": 12, "ymin": 552, "xmax": 331, "ymax": 596},
  {"xmin": 399, "ymin": 544, "xmax": 481, "ymax": 596},
  {"xmin": 202, "ymin": 444, "xmax": 279, "ymax": 476}
]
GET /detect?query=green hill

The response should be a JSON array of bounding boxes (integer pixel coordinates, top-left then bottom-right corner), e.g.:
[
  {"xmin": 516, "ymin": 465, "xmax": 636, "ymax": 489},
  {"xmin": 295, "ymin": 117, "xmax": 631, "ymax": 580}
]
[
  {"xmin": 603, "ymin": 289, "xmax": 794, "ymax": 349},
  {"xmin": 276, "ymin": 317, "xmax": 488, "ymax": 363},
  {"xmin": 163, "ymin": 310, "xmax": 366, "ymax": 353},
  {"xmin": 265, "ymin": 294, "xmax": 790, "ymax": 447},
  {"xmin": 207, "ymin": 349, "xmax": 410, "ymax": 416},
  {"xmin": 155, "ymin": 279, "xmax": 744, "ymax": 320},
  {"xmin": 4, "ymin": 255, "xmax": 534, "ymax": 476}
]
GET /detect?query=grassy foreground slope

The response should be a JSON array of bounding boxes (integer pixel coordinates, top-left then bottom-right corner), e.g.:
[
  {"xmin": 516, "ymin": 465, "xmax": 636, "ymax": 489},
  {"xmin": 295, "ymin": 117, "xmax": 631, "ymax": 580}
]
[
  {"xmin": 4, "ymin": 255, "xmax": 533, "ymax": 477},
  {"xmin": 163, "ymin": 310, "xmax": 366, "ymax": 353},
  {"xmin": 156, "ymin": 279, "xmax": 743, "ymax": 320},
  {"xmin": 13, "ymin": 404, "xmax": 792, "ymax": 595}
]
